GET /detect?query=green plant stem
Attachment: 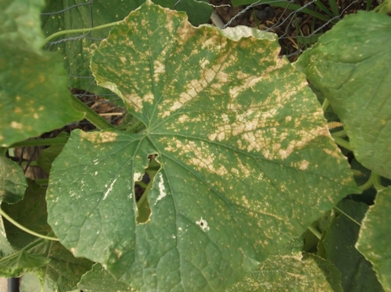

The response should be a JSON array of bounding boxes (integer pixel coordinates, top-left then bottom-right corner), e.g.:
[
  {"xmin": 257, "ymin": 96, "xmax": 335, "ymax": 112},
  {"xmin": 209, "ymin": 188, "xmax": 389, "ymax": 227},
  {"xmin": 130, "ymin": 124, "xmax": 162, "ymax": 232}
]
[
  {"xmin": 333, "ymin": 206, "xmax": 361, "ymax": 226},
  {"xmin": 331, "ymin": 135, "xmax": 353, "ymax": 151},
  {"xmin": 271, "ymin": 2, "xmax": 332, "ymax": 22},
  {"xmin": 322, "ymin": 98, "xmax": 330, "ymax": 112},
  {"xmin": 127, "ymin": 121, "xmax": 145, "ymax": 133},
  {"xmin": 0, "ymin": 208, "xmax": 59, "ymax": 241},
  {"xmin": 359, "ymin": 172, "xmax": 376, "ymax": 191},
  {"xmin": 70, "ymin": 95, "xmax": 115, "ymax": 130},
  {"xmin": 351, "ymin": 169, "xmax": 364, "ymax": 177},
  {"xmin": 331, "ymin": 129, "xmax": 347, "ymax": 137},
  {"xmin": 374, "ymin": 0, "xmax": 391, "ymax": 14},
  {"xmin": 372, "ymin": 172, "xmax": 385, "ymax": 191},
  {"xmin": 44, "ymin": 21, "xmax": 122, "ymax": 44},
  {"xmin": 20, "ymin": 161, "xmax": 38, "ymax": 167},
  {"xmin": 308, "ymin": 225, "xmax": 322, "ymax": 240},
  {"xmin": 9, "ymin": 136, "xmax": 69, "ymax": 148}
]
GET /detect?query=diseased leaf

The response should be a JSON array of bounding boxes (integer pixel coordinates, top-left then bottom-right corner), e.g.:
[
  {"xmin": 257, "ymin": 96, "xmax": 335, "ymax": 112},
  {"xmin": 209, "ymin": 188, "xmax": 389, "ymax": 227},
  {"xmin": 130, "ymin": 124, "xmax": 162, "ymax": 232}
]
[
  {"xmin": 356, "ymin": 187, "xmax": 391, "ymax": 292},
  {"xmin": 47, "ymin": 2, "xmax": 359, "ymax": 291},
  {"xmin": 0, "ymin": 156, "xmax": 27, "ymax": 204},
  {"xmin": 78, "ymin": 263, "xmax": 137, "ymax": 292},
  {"xmin": 318, "ymin": 200, "xmax": 384, "ymax": 292},
  {"xmin": 295, "ymin": 11, "xmax": 391, "ymax": 179},
  {"xmin": 41, "ymin": 0, "xmax": 212, "ymax": 93},
  {"xmin": 229, "ymin": 238, "xmax": 343, "ymax": 292},
  {"xmin": 0, "ymin": 0, "xmax": 83, "ymax": 147},
  {"xmin": 229, "ymin": 253, "xmax": 339, "ymax": 292}
]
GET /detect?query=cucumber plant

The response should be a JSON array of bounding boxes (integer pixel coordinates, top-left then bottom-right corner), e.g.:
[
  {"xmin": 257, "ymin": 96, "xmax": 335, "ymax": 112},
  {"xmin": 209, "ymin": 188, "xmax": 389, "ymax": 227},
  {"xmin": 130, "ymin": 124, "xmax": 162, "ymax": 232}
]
[{"xmin": 0, "ymin": 0, "xmax": 390, "ymax": 291}]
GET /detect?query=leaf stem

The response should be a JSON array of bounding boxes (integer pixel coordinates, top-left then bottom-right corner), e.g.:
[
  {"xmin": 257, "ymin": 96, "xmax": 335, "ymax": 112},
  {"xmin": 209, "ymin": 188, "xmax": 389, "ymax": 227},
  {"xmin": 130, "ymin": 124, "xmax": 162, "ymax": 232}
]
[
  {"xmin": 322, "ymin": 98, "xmax": 330, "ymax": 112},
  {"xmin": 44, "ymin": 21, "xmax": 122, "ymax": 44},
  {"xmin": 331, "ymin": 129, "xmax": 347, "ymax": 137},
  {"xmin": 331, "ymin": 135, "xmax": 353, "ymax": 151},
  {"xmin": 359, "ymin": 172, "xmax": 376, "ymax": 191},
  {"xmin": 372, "ymin": 172, "xmax": 385, "ymax": 191},
  {"xmin": 126, "ymin": 121, "xmax": 145, "ymax": 133},
  {"xmin": 0, "ymin": 208, "xmax": 59, "ymax": 241},
  {"xmin": 308, "ymin": 225, "xmax": 322, "ymax": 240},
  {"xmin": 70, "ymin": 95, "xmax": 115, "ymax": 130},
  {"xmin": 333, "ymin": 206, "xmax": 361, "ymax": 226}
]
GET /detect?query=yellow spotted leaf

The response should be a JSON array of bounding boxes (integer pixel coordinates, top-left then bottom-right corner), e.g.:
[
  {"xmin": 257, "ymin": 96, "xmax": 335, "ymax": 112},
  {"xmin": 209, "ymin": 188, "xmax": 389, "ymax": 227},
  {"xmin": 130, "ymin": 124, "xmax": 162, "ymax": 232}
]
[{"xmin": 47, "ymin": 2, "xmax": 359, "ymax": 291}]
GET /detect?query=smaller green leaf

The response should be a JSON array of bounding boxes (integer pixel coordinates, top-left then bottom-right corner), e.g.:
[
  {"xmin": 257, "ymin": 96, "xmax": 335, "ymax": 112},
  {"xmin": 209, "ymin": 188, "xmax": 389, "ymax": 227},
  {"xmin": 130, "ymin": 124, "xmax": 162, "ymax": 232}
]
[
  {"xmin": 356, "ymin": 187, "xmax": 391, "ymax": 292},
  {"xmin": 36, "ymin": 133, "xmax": 68, "ymax": 173},
  {"xmin": 3, "ymin": 180, "xmax": 51, "ymax": 248},
  {"xmin": 78, "ymin": 263, "xmax": 137, "ymax": 292},
  {"xmin": 0, "ymin": 217, "xmax": 14, "ymax": 257},
  {"xmin": 172, "ymin": 0, "xmax": 212, "ymax": 26},
  {"xmin": 228, "ymin": 239, "xmax": 341, "ymax": 292},
  {"xmin": 20, "ymin": 272, "xmax": 54, "ymax": 292},
  {"xmin": 2, "ymin": 179, "xmax": 93, "ymax": 291},
  {"xmin": 318, "ymin": 200, "xmax": 384, "ymax": 292},
  {"xmin": 43, "ymin": 242, "xmax": 93, "ymax": 292},
  {"xmin": 0, "ymin": 243, "xmax": 50, "ymax": 278},
  {"xmin": 0, "ymin": 156, "xmax": 27, "ymax": 204}
]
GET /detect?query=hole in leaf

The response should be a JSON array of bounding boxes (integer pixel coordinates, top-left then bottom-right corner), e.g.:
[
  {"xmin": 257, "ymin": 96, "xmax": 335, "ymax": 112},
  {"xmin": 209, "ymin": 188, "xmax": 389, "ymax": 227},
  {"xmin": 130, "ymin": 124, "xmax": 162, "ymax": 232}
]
[{"xmin": 135, "ymin": 154, "xmax": 160, "ymax": 224}]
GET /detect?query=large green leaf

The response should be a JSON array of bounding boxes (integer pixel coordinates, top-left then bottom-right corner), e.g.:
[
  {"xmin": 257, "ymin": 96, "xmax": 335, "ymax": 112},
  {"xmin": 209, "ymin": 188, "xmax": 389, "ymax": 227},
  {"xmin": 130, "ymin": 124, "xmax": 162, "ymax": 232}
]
[
  {"xmin": 41, "ymin": 0, "xmax": 212, "ymax": 93},
  {"xmin": 0, "ymin": 0, "xmax": 83, "ymax": 147},
  {"xmin": 295, "ymin": 11, "xmax": 391, "ymax": 179},
  {"xmin": 47, "ymin": 2, "xmax": 359, "ymax": 291},
  {"xmin": 0, "ymin": 156, "xmax": 27, "ymax": 204},
  {"xmin": 318, "ymin": 200, "xmax": 384, "ymax": 291},
  {"xmin": 356, "ymin": 187, "xmax": 391, "ymax": 292}
]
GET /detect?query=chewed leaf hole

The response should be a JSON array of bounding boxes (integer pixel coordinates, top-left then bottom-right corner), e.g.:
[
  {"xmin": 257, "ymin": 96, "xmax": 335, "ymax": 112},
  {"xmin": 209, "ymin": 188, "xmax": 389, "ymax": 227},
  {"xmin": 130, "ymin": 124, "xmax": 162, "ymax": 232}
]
[{"xmin": 135, "ymin": 154, "xmax": 160, "ymax": 224}]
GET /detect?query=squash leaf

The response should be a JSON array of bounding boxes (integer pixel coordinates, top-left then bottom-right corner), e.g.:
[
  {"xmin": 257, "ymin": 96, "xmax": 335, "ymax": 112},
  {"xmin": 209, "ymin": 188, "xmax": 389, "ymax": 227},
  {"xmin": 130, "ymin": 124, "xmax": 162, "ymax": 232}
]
[
  {"xmin": 47, "ymin": 2, "xmax": 359, "ymax": 291},
  {"xmin": 295, "ymin": 11, "xmax": 391, "ymax": 179}
]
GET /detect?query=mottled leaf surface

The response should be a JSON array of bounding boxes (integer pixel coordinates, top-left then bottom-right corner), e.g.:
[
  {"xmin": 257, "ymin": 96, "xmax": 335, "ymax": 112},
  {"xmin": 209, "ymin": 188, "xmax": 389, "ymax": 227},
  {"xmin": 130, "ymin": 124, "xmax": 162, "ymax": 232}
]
[
  {"xmin": 295, "ymin": 11, "xmax": 391, "ymax": 179},
  {"xmin": 42, "ymin": 0, "xmax": 211, "ymax": 93},
  {"xmin": 356, "ymin": 187, "xmax": 391, "ymax": 292},
  {"xmin": 229, "ymin": 238, "xmax": 342, "ymax": 292},
  {"xmin": 0, "ymin": 0, "xmax": 83, "ymax": 147},
  {"xmin": 318, "ymin": 200, "xmax": 384, "ymax": 292},
  {"xmin": 0, "ymin": 156, "xmax": 27, "ymax": 204},
  {"xmin": 47, "ymin": 2, "xmax": 358, "ymax": 291},
  {"xmin": 229, "ymin": 253, "xmax": 339, "ymax": 292}
]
